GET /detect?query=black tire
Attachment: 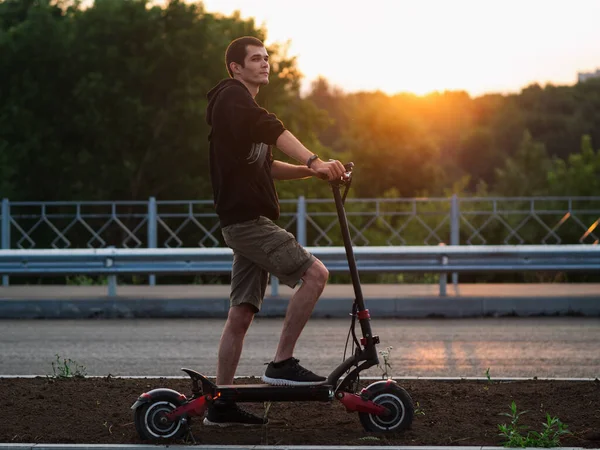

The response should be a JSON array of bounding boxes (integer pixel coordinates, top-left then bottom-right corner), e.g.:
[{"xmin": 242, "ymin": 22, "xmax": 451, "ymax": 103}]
[
  {"xmin": 134, "ymin": 392, "xmax": 187, "ymax": 440},
  {"xmin": 358, "ymin": 381, "xmax": 414, "ymax": 432}
]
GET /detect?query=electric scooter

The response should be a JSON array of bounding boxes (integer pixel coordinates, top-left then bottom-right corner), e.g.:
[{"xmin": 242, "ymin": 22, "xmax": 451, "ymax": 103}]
[{"xmin": 131, "ymin": 163, "xmax": 414, "ymax": 440}]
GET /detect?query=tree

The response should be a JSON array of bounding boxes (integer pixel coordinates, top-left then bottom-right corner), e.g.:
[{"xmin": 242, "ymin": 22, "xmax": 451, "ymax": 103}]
[
  {"xmin": 548, "ymin": 135, "xmax": 600, "ymax": 196},
  {"xmin": 334, "ymin": 92, "xmax": 443, "ymax": 198},
  {"xmin": 493, "ymin": 131, "xmax": 552, "ymax": 196},
  {"xmin": 0, "ymin": 0, "xmax": 316, "ymax": 202}
]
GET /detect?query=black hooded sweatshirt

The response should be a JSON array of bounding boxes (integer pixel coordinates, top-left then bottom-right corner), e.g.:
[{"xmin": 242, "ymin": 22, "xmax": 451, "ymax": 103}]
[{"xmin": 206, "ymin": 79, "xmax": 286, "ymax": 227}]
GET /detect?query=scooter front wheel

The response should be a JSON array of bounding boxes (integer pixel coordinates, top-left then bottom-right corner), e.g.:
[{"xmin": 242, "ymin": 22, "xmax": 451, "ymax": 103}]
[
  {"xmin": 358, "ymin": 381, "xmax": 414, "ymax": 432},
  {"xmin": 134, "ymin": 392, "xmax": 187, "ymax": 440}
]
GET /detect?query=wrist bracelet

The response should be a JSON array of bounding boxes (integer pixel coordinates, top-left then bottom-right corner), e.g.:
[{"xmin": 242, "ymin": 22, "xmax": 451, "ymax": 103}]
[{"xmin": 306, "ymin": 154, "xmax": 319, "ymax": 168}]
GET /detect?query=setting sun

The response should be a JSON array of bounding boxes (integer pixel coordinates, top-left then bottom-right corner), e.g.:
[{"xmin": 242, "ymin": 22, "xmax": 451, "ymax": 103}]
[{"xmin": 202, "ymin": 0, "xmax": 600, "ymax": 96}]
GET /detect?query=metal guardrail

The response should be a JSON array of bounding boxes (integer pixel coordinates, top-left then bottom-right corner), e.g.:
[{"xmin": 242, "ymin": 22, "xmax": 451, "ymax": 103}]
[
  {"xmin": 1, "ymin": 245, "xmax": 598, "ymax": 296},
  {"xmin": 2, "ymin": 196, "xmax": 600, "ymax": 289},
  {"xmin": 2, "ymin": 196, "xmax": 599, "ymax": 249}
]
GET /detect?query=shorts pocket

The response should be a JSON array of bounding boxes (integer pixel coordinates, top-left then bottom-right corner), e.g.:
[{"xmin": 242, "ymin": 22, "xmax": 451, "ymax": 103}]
[
  {"xmin": 260, "ymin": 231, "xmax": 300, "ymax": 276},
  {"xmin": 261, "ymin": 230, "xmax": 294, "ymax": 253}
]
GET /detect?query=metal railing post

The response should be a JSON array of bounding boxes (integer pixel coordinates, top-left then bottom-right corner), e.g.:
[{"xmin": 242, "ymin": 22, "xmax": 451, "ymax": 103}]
[
  {"xmin": 271, "ymin": 195, "xmax": 306, "ymax": 297},
  {"xmin": 297, "ymin": 195, "xmax": 307, "ymax": 246},
  {"xmin": 438, "ymin": 243, "xmax": 447, "ymax": 296},
  {"xmin": 439, "ymin": 271, "xmax": 447, "ymax": 296},
  {"xmin": 147, "ymin": 197, "xmax": 157, "ymax": 286},
  {"xmin": 270, "ymin": 275, "xmax": 279, "ymax": 297},
  {"xmin": 107, "ymin": 246, "xmax": 117, "ymax": 297},
  {"xmin": 450, "ymin": 194, "xmax": 460, "ymax": 289},
  {"xmin": 2, "ymin": 198, "xmax": 10, "ymax": 286}
]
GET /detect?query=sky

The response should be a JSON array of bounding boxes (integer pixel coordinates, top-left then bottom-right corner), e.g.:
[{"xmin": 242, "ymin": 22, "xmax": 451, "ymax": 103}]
[{"xmin": 201, "ymin": 0, "xmax": 600, "ymax": 97}]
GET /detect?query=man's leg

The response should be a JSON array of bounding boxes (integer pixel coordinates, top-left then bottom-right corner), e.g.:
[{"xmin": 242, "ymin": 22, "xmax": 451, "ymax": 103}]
[
  {"xmin": 274, "ymin": 259, "xmax": 329, "ymax": 362},
  {"xmin": 206, "ymin": 303, "xmax": 267, "ymax": 427},
  {"xmin": 204, "ymin": 253, "xmax": 268, "ymax": 427},
  {"xmin": 221, "ymin": 217, "xmax": 328, "ymax": 385},
  {"xmin": 216, "ymin": 303, "xmax": 256, "ymax": 385}
]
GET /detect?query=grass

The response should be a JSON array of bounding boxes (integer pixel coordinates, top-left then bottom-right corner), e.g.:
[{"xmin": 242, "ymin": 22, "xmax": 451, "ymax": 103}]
[{"xmin": 498, "ymin": 401, "xmax": 571, "ymax": 448}]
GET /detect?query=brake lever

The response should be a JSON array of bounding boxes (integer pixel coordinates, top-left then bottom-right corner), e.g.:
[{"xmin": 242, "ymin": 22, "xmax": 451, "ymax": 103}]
[
  {"xmin": 342, "ymin": 176, "xmax": 352, "ymax": 204},
  {"xmin": 328, "ymin": 162, "xmax": 354, "ymax": 186},
  {"xmin": 329, "ymin": 162, "xmax": 354, "ymax": 204}
]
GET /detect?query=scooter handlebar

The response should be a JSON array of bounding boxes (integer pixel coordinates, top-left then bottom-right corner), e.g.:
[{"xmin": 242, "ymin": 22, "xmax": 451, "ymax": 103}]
[{"xmin": 329, "ymin": 162, "xmax": 354, "ymax": 187}]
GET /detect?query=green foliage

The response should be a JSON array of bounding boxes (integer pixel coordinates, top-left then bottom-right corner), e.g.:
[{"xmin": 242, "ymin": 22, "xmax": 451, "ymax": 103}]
[
  {"xmin": 494, "ymin": 131, "xmax": 552, "ymax": 196},
  {"xmin": 0, "ymin": 0, "xmax": 312, "ymax": 202},
  {"xmin": 50, "ymin": 353, "xmax": 87, "ymax": 378},
  {"xmin": 548, "ymin": 135, "xmax": 600, "ymax": 196},
  {"xmin": 498, "ymin": 401, "xmax": 571, "ymax": 448},
  {"xmin": 310, "ymin": 79, "xmax": 600, "ymax": 197},
  {"xmin": 66, "ymin": 275, "xmax": 108, "ymax": 286},
  {"xmin": 0, "ymin": 0, "xmax": 599, "ymax": 205},
  {"xmin": 324, "ymin": 90, "xmax": 444, "ymax": 197}
]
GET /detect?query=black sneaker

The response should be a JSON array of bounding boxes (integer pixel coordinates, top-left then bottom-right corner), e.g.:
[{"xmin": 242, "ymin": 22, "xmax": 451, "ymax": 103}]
[
  {"xmin": 203, "ymin": 400, "xmax": 267, "ymax": 427},
  {"xmin": 262, "ymin": 357, "xmax": 326, "ymax": 386}
]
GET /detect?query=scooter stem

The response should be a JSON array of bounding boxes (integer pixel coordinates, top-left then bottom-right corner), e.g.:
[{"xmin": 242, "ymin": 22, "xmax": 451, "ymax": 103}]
[{"xmin": 331, "ymin": 183, "xmax": 375, "ymax": 346}]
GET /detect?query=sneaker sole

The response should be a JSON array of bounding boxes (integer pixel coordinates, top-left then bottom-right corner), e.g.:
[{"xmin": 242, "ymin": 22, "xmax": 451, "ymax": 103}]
[
  {"xmin": 203, "ymin": 418, "xmax": 265, "ymax": 427},
  {"xmin": 261, "ymin": 375, "xmax": 327, "ymax": 386}
]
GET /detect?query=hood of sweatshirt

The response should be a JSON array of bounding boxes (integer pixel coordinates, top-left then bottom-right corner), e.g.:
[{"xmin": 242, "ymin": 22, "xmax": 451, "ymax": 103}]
[{"xmin": 206, "ymin": 79, "xmax": 249, "ymax": 126}]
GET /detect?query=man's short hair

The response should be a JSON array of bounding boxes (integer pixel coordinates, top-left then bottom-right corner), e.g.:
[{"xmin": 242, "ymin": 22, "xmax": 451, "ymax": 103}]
[{"xmin": 225, "ymin": 36, "xmax": 265, "ymax": 77}]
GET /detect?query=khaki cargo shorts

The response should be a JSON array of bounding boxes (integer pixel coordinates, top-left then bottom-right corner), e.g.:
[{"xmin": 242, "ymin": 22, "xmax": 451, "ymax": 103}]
[{"xmin": 221, "ymin": 216, "xmax": 317, "ymax": 312}]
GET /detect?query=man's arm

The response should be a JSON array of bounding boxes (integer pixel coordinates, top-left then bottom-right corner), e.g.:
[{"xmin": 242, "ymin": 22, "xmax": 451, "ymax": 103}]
[
  {"xmin": 221, "ymin": 87, "xmax": 345, "ymax": 180},
  {"xmin": 271, "ymin": 160, "xmax": 314, "ymax": 181},
  {"xmin": 276, "ymin": 130, "xmax": 346, "ymax": 181}
]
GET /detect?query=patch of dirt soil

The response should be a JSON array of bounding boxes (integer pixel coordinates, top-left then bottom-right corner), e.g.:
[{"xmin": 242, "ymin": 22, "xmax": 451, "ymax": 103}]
[{"xmin": 1, "ymin": 376, "xmax": 599, "ymax": 447}]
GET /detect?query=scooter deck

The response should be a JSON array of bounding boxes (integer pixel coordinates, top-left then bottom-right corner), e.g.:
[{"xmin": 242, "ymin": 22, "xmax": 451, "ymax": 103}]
[
  {"xmin": 182, "ymin": 368, "xmax": 335, "ymax": 402},
  {"xmin": 215, "ymin": 383, "xmax": 330, "ymax": 388},
  {"xmin": 214, "ymin": 383, "xmax": 335, "ymax": 403}
]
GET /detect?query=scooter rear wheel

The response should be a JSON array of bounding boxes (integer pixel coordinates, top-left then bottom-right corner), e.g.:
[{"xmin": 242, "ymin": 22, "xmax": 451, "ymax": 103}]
[
  {"xmin": 134, "ymin": 392, "xmax": 187, "ymax": 440},
  {"xmin": 358, "ymin": 381, "xmax": 414, "ymax": 432}
]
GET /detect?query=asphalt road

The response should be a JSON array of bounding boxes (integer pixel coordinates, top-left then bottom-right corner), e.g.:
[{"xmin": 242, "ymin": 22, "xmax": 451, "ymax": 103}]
[{"xmin": 0, "ymin": 317, "xmax": 598, "ymax": 378}]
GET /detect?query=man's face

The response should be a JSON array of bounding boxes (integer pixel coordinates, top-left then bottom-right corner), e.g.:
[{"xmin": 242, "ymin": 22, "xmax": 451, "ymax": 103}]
[{"xmin": 236, "ymin": 45, "xmax": 270, "ymax": 86}]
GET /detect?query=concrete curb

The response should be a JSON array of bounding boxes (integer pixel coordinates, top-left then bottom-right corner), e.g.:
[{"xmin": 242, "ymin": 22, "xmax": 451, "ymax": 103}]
[
  {"xmin": 2, "ymin": 296, "xmax": 599, "ymax": 319},
  {"xmin": 0, "ymin": 445, "xmax": 597, "ymax": 449},
  {"xmin": 1, "ymin": 375, "xmax": 598, "ymax": 381}
]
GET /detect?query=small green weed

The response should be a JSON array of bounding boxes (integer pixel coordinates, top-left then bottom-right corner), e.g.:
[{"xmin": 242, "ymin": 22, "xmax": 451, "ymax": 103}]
[
  {"xmin": 359, "ymin": 436, "xmax": 381, "ymax": 441},
  {"xmin": 498, "ymin": 401, "xmax": 571, "ymax": 447},
  {"xmin": 415, "ymin": 401, "xmax": 425, "ymax": 416},
  {"xmin": 484, "ymin": 367, "xmax": 493, "ymax": 391},
  {"xmin": 377, "ymin": 346, "xmax": 393, "ymax": 379},
  {"xmin": 50, "ymin": 354, "xmax": 87, "ymax": 378}
]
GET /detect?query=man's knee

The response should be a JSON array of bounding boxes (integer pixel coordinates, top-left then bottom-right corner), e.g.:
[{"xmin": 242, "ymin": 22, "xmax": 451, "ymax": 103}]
[
  {"xmin": 227, "ymin": 303, "xmax": 256, "ymax": 334},
  {"xmin": 303, "ymin": 259, "xmax": 329, "ymax": 289}
]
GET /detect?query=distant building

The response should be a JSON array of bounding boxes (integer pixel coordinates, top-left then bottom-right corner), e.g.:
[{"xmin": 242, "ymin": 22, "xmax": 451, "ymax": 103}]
[{"xmin": 578, "ymin": 68, "xmax": 600, "ymax": 83}]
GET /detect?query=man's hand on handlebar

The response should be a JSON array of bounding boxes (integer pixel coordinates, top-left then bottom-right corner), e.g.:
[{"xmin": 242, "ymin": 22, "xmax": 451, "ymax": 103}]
[{"xmin": 310, "ymin": 158, "xmax": 348, "ymax": 181}]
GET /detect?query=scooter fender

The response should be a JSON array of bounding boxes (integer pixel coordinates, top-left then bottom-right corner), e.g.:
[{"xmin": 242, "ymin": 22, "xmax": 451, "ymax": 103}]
[
  {"xmin": 130, "ymin": 388, "xmax": 187, "ymax": 410},
  {"xmin": 360, "ymin": 379, "xmax": 397, "ymax": 398}
]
